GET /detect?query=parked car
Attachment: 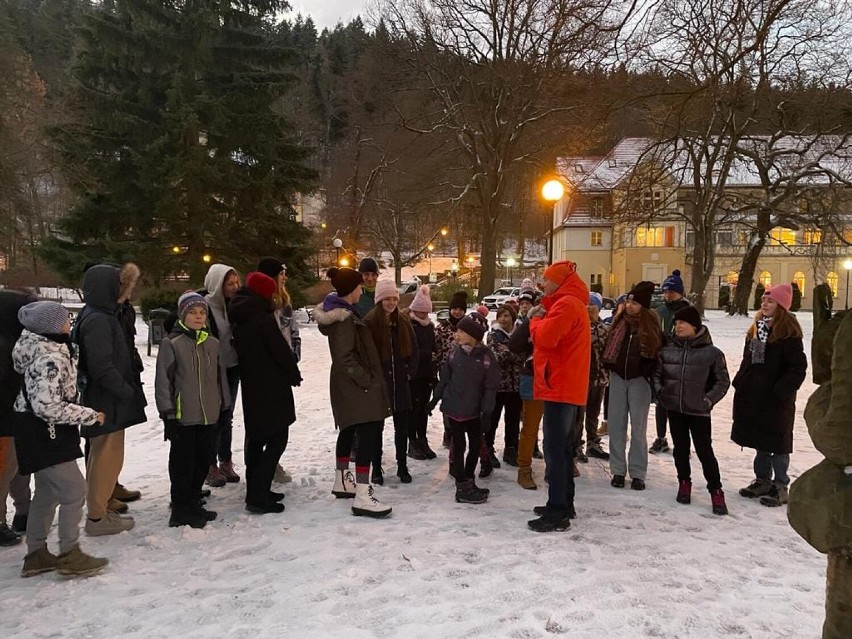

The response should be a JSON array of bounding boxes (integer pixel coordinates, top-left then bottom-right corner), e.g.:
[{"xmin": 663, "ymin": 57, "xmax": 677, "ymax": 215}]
[
  {"xmin": 480, "ymin": 287, "xmax": 521, "ymax": 310},
  {"xmin": 651, "ymin": 286, "xmax": 665, "ymax": 309},
  {"xmin": 601, "ymin": 296, "xmax": 616, "ymax": 310}
]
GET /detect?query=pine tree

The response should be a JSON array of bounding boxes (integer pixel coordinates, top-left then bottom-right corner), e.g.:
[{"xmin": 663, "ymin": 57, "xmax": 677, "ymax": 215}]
[{"xmin": 43, "ymin": 0, "xmax": 317, "ymax": 284}]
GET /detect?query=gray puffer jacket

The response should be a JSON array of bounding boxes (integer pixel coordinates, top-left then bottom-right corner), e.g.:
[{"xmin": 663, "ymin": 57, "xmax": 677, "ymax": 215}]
[
  {"xmin": 432, "ymin": 344, "xmax": 500, "ymax": 420},
  {"xmin": 653, "ymin": 326, "xmax": 730, "ymax": 416},
  {"xmin": 155, "ymin": 323, "xmax": 230, "ymax": 426}
]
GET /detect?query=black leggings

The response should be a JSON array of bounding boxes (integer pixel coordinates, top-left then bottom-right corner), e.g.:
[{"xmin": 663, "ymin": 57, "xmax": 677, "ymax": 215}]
[
  {"xmin": 486, "ymin": 391, "xmax": 522, "ymax": 450},
  {"xmin": 244, "ymin": 430, "xmax": 288, "ymax": 506},
  {"xmin": 409, "ymin": 379, "xmax": 432, "ymax": 442},
  {"xmin": 449, "ymin": 417, "xmax": 482, "ymax": 483},
  {"xmin": 336, "ymin": 421, "xmax": 382, "ymax": 471},
  {"xmin": 372, "ymin": 411, "xmax": 411, "ymax": 471}
]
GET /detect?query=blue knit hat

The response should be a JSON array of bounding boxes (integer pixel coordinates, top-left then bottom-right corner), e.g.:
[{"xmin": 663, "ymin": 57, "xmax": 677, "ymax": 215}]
[
  {"xmin": 178, "ymin": 292, "xmax": 207, "ymax": 320},
  {"xmin": 661, "ymin": 269, "xmax": 684, "ymax": 295},
  {"xmin": 589, "ymin": 292, "xmax": 603, "ymax": 309}
]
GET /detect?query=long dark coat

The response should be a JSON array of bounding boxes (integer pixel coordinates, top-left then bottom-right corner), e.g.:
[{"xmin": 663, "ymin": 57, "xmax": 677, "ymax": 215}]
[
  {"xmin": 315, "ymin": 294, "xmax": 390, "ymax": 429},
  {"xmin": 364, "ymin": 308, "xmax": 417, "ymax": 413},
  {"xmin": 74, "ymin": 265, "xmax": 147, "ymax": 435},
  {"xmin": 731, "ymin": 334, "xmax": 807, "ymax": 454},
  {"xmin": 229, "ymin": 287, "xmax": 302, "ymax": 443}
]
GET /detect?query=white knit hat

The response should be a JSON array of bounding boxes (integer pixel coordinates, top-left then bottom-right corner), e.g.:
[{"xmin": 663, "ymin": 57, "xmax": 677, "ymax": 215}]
[
  {"xmin": 374, "ymin": 279, "xmax": 399, "ymax": 303},
  {"xmin": 18, "ymin": 301, "xmax": 69, "ymax": 335}
]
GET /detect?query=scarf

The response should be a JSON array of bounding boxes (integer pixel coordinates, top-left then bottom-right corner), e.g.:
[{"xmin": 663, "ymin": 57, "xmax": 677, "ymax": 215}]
[
  {"xmin": 410, "ymin": 314, "xmax": 432, "ymax": 327},
  {"xmin": 750, "ymin": 317, "xmax": 772, "ymax": 364}
]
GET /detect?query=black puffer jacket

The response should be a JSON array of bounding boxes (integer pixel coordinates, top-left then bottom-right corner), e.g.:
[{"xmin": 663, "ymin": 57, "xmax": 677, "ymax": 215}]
[
  {"xmin": 74, "ymin": 265, "xmax": 147, "ymax": 435},
  {"xmin": 409, "ymin": 318, "xmax": 435, "ymax": 382},
  {"xmin": 230, "ymin": 286, "xmax": 302, "ymax": 443},
  {"xmin": 0, "ymin": 289, "xmax": 37, "ymax": 435},
  {"xmin": 653, "ymin": 327, "xmax": 730, "ymax": 416}
]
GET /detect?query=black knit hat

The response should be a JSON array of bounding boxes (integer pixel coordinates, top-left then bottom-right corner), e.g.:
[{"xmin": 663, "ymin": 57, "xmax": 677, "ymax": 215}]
[
  {"xmin": 627, "ymin": 281, "xmax": 655, "ymax": 309},
  {"xmin": 257, "ymin": 257, "xmax": 285, "ymax": 279},
  {"xmin": 327, "ymin": 267, "xmax": 363, "ymax": 297},
  {"xmin": 674, "ymin": 305, "xmax": 702, "ymax": 330},
  {"xmin": 449, "ymin": 290, "xmax": 468, "ymax": 310},
  {"xmin": 457, "ymin": 315, "xmax": 485, "ymax": 342},
  {"xmin": 358, "ymin": 257, "xmax": 379, "ymax": 274}
]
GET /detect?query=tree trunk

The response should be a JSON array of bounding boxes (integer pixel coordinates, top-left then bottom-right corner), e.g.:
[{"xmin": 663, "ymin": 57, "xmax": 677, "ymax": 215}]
[
  {"xmin": 730, "ymin": 234, "xmax": 767, "ymax": 315},
  {"xmin": 479, "ymin": 224, "xmax": 498, "ymax": 298}
]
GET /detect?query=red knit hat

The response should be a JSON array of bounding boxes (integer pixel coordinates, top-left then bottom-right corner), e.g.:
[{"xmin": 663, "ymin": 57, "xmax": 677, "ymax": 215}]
[
  {"xmin": 246, "ymin": 272, "xmax": 277, "ymax": 299},
  {"xmin": 763, "ymin": 283, "xmax": 793, "ymax": 311},
  {"xmin": 542, "ymin": 261, "xmax": 577, "ymax": 286}
]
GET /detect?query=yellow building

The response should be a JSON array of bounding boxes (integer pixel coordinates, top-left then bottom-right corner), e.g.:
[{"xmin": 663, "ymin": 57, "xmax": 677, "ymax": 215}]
[{"xmin": 549, "ymin": 139, "xmax": 852, "ymax": 310}]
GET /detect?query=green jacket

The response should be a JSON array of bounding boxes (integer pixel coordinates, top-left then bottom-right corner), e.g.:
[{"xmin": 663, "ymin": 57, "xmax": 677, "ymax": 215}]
[
  {"xmin": 656, "ymin": 298, "xmax": 692, "ymax": 339},
  {"xmin": 353, "ymin": 287, "xmax": 376, "ymax": 319},
  {"xmin": 155, "ymin": 323, "xmax": 230, "ymax": 426}
]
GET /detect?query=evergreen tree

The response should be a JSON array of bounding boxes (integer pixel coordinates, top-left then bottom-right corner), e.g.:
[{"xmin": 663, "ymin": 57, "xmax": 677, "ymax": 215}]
[{"xmin": 43, "ymin": 0, "xmax": 317, "ymax": 284}]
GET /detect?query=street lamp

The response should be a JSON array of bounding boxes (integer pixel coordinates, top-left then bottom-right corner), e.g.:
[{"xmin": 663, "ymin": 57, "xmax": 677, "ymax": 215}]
[
  {"xmin": 844, "ymin": 259, "xmax": 852, "ymax": 310},
  {"xmin": 440, "ymin": 227, "xmax": 448, "ymax": 237},
  {"xmin": 451, "ymin": 262, "xmax": 458, "ymax": 281},
  {"xmin": 541, "ymin": 178, "xmax": 567, "ymax": 264},
  {"xmin": 339, "ymin": 256, "xmax": 350, "ymax": 267},
  {"xmin": 332, "ymin": 237, "xmax": 343, "ymax": 265},
  {"xmin": 505, "ymin": 257, "xmax": 516, "ymax": 283},
  {"xmin": 427, "ymin": 244, "xmax": 435, "ymax": 282}
]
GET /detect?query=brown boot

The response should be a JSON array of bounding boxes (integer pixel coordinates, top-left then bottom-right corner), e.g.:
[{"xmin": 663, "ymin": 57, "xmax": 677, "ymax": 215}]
[
  {"xmin": 56, "ymin": 544, "xmax": 109, "ymax": 577},
  {"xmin": 107, "ymin": 498, "xmax": 129, "ymax": 514},
  {"xmin": 517, "ymin": 466, "xmax": 537, "ymax": 490}
]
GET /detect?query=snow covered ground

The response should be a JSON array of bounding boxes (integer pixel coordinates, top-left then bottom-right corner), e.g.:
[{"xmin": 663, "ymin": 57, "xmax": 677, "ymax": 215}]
[{"xmin": 1, "ymin": 310, "xmax": 828, "ymax": 638}]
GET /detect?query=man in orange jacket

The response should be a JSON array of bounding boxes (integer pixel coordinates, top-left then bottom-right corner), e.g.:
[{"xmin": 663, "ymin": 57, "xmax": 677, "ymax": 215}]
[{"xmin": 527, "ymin": 261, "xmax": 591, "ymax": 532}]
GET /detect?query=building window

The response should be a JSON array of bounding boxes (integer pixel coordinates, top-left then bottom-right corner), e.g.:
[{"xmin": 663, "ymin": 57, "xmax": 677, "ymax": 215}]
[
  {"xmin": 770, "ymin": 228, "xmax": 797, "ymax": 246},
  {"xmin": 843, "ymin": 229, "xmax": 852, "ymax": 244},
  {"xmin": 685, "ymin": 230, "xmax": 694, "ymax": 247},
  {"xmin": 793, "ymin": 271, "xmax": 806, "ymax": 295},
  {"xmin": 590, "ymin": 198, "xmax": 604, "ymax": 219},
  {"xmin": 803, "ymin": 229, "xmax": 822, "ymax": 245},
  {"xmin": 641, "ymin": 189, "xmax": 664, "ymax": 212},
  {"xmin": 727, "ymin": 271, "xmax": 739, "ymax": 285},
  {"xmin": 715, "ymin": 229, "xmax": 733, "ymax": 246},
  {"xmin": 739, "ymin": 231, "xmax": 751, "ymax": 245},
  {"xmin": 636, "ymin": 226, "xmax": 675, "ymax": 248},
  {"xmin": 591, "ymin": 230, "xmax": 603, "ymax": 246},
  {"xmin": 759, "ymin": 270, "xmax": 772, "ymax": 287},
  {"xmin": 828, "ymin": 272, "xmax": 839, "ymax": 297},
  {"xmin": 590, "ymin": 273, "xmax": 603, "ymax": 285}
]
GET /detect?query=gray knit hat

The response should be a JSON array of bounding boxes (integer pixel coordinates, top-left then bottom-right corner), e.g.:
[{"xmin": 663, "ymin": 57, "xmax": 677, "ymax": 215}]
[{"xmin": 18, "ymin": 301, "xmax": 69, "ymax": 335}]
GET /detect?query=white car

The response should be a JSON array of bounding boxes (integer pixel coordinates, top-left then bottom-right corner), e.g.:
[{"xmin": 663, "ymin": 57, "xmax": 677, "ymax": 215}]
[{"xmin": 480, "ymin": 287, "xmax": 520, "ymax": 310}]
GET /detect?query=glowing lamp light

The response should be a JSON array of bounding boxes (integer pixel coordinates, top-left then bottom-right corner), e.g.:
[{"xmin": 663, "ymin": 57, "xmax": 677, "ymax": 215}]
[
  {"xmin": 427, "ymin": 244, "xmax": 435, "ymax": 252},
  {"xmin": 506, "ymin": 257, "xmax": 517, "ymax": 267},
  {"xmin": 541, "ymin": 179, "xmax": 565, "ymax": 202},
  {"xmin": 844, "ymin": 259, "xmax": 852, "ymax": 271},
  {"xmin": 172, "ymin": 246, "xmax": 181, "ymax": 254},
  {"xmin": 202, "ymin": 254, "xmax": 212, "ymax": 263},
  {"xmin": 440, "ymin": 227, "xmax": 448, "ymax": 236},
  {"xmin": 339, "ymin": 257, "xmax": 350, "ymax": 267}
]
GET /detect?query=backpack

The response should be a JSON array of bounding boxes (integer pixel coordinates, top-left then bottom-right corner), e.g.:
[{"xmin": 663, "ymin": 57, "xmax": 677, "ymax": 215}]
[{"xmin": 0, "ymin": 290, "xmax": 38, "ymax": 436}]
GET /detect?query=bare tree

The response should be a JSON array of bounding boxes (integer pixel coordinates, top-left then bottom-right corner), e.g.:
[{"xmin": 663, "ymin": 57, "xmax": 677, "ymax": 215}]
[{"xmin": 375, "ymin": 0, "xmax": 636, "ymax": 293}]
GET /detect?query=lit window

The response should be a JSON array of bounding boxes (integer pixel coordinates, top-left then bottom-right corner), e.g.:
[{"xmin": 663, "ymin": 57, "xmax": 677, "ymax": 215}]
[
  {"xmin": 759, "ymin": 271, "xmax": 772, "ymax": 287},
  {"xmin": 843, "ymin": 229, "xmax": 852, "ymax": 244},
  {"xmin": 770, "ymin": 228, "xmax": 797, "ymax": 246},
  {"xmin": 793, "ymin": 271, "xmax": 805, "ymax": 295},
  {"xmin": 727, "ymin": 271, "xmax": 739, "ymax": 285},
  {"xmin": 803, "ymin": 230, "xmax": 822, "ymax": 245},
  {"xmin": 827, "ymin": 272, "xmax": 839, "ymax": 297},
  {"xmin": 591, "ymin": 231, "xmax": 603, "ymax": 246},
  {"xmin": 635, "ymin": 226, "xmax": 675, "ymax": 247}
]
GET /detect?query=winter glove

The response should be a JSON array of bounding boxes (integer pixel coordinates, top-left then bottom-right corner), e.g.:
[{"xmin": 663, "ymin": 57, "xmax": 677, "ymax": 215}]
[{"xmin": 163, "ymin": 418, "xmax": 181, "ymax": 441}]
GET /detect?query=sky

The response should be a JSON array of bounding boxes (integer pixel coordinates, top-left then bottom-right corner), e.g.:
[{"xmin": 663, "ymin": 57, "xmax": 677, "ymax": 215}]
[{"xmin": 284, "ymin": 0, "xmax": 371, "ymax": 30}]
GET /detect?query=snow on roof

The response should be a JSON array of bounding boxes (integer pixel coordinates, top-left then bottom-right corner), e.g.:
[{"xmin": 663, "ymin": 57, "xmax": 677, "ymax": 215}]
[{"xmin": 557, "ymin": 136, "xmax": 852, "ymax": 192}]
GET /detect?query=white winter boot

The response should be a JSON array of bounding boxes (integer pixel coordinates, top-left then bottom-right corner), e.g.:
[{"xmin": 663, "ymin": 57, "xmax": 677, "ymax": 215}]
[
  {"xmin": 352, "ymin": 483, "xmax": 392, "ymax": 518},
  {"xmin": 332, "ymin": 469, "xmax": 356, "ymax": 498}
]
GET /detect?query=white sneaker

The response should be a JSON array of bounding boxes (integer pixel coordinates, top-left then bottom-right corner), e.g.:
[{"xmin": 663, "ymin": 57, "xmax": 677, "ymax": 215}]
[
  {"xmin": 332, "ymin": 469, "xmax": 356, "ymax": 498},
  {"xmin": 352, "ymin": 483, "xmax": 392, "ymax": 518}
]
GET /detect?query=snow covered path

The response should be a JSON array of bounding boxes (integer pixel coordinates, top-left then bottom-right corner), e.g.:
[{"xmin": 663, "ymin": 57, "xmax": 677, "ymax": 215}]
[{"xmin": 1, "ymin": 311, "xmax": 826, "ymax": 638}]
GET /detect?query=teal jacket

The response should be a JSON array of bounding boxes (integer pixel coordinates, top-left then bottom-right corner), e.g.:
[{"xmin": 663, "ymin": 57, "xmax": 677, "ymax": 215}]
[{"xmin": 353, "ymin": 288, "xmax": 376, "ymax": 318}]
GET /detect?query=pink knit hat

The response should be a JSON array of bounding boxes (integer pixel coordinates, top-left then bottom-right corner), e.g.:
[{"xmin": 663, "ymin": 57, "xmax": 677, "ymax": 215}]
[
  {"xmin": 476, "ymin": 305, "xmax": 490, "ymax": 317},
  {"xmin": 409, "ymin": 285, "xmax": 432, "ymax": 313},
  {"xmin": 763, "ymin": 283, "xmax": 793, "ymax": 311},
  {"xmin": 374, "ymin": 279, "xmax": 399, "ymax": 303}
]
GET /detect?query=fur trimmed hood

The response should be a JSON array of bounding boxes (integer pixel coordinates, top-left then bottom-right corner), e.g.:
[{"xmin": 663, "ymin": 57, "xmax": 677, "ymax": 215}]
[{"xmin": 119, "ymin": 263, "xmax": 140, "ymax": 302}]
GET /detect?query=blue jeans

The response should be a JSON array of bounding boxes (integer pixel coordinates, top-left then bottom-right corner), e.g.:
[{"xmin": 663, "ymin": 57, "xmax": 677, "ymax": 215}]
[
  {"xmin": 215, "ymin": 366, "xmax": 241, "ymax": 463},
  {"xmin": 754, "ymin": 451, "xmax": 790, "ymax": 486},
  {"xmin": 542, "ymin": 401, "xmax": 579, "ymax": 515}
]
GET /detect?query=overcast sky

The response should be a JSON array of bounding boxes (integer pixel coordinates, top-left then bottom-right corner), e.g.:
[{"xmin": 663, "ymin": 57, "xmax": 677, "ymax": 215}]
[{"xmin": 284, "ymin": 0, "xmax": 371, "ymax": 30}]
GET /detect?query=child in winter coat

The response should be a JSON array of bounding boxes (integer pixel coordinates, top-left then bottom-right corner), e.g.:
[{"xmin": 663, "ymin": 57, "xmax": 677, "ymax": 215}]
[
  {"xmin": 485, "ymin": 304, "xmax": 523, "ymax": 471},
  {"xmin": 430, "ymin": 316, "xmax": 500, "ymax": 504},
  {"xmin": 13, "ymin": 301, "xmax": 108, "ymax": 578},
  {"xmin": 434, "ymin": 290, "xmax": 469, "ymax": 449},
  {"xmin": 155, "ymin": 293, "xmax": 230, "ymax": 528},
  {"xmin": 364, "ymin": 280, "xmax": 418, "ymax": 484},
  {"xmin": 574, "ymin": 292, "xmax": 610, "ymax": 468},
  {"xmin": 404, "ymin": 286, "xmax": 437, "ymax": 460},
  {"xmin": 731, "ymin": 283, "xmax": 807, "ymax": 507},
  {"xmin": 257, "ymin": 257, "xmax": 301, "ymax": 485},
  {"xmin": 653, "ymin": 306, "xmax": 730, "ymax": 515}
]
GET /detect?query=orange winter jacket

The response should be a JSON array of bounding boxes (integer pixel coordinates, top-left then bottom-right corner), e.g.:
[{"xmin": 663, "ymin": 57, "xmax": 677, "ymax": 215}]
[{"xmin": 529, "ymin": 273, "xmax": 591, "ymax": 405}]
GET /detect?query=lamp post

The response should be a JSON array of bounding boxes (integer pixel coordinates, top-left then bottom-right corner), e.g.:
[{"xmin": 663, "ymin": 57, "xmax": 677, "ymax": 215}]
[
  {"xmin": 505, "ymin": 257, "xmax": 516, "ymax": 284},
  {"xmin": 451, "ymin": 261, "xmax": 458, "ymax": 281},
  {"xmin": 427, "ymin": 244, "xmax": 435, "ymax": 282},
  {"xmin": 541, "ymin": 178, "xmax": 567, "ymax": 264},
  {"xmin": 332, "ymin": 237, "xmax": 343, "ymax": 265},
  {"xmin": 844, "ymin": 259, "xmax": 852, "ymax": 310}
]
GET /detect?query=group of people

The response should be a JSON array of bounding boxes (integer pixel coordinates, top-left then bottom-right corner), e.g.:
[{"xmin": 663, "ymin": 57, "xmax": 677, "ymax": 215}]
[{"xmin": 0, "ymin": 255, "xmax": 810, "ymax": 579}]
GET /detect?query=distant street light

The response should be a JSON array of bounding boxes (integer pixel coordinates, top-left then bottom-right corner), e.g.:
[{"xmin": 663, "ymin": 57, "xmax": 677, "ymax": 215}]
[
  {"xmin": 440, "ymin": 227, "xmax": 449, "ymax": 236},
  {"xmin": 541, "ymin": 179, "xmax": 565, "ymax": 202},
  {"xmin": 427, "ymin": 244, "xmax": 435, "ymax": 281},
  {"xmin": 339, "ymin": 256, "xmax": 350, "ymax": 267},
  {"xmin": 505, "ymin": 257, "xmax": 517, "ymax": 283},
  {"xmin": 332, "ymin": 237, "xmax": 343, "ymax": 265},
  {"xmin": 844, "ymin": 259, "xmax": 852, "ymax": 309},
  {"xmin": 451, "ymin": 262, "xmax": 459, "ymax": 281},
  {"xmin": 202, "ymin": 253, "xmax": 212, "ymax": 263}
]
